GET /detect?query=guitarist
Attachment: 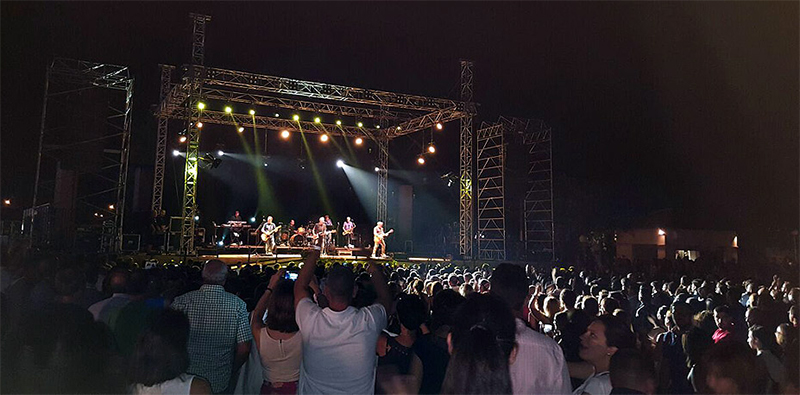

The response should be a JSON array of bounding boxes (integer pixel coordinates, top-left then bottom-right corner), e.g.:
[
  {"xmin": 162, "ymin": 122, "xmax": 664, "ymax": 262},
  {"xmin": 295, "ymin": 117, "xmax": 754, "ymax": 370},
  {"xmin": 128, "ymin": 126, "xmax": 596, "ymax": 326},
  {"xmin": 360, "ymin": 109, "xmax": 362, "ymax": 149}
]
[
  {"xmin": 259, "ymin": 216, "xmax": 279, "ymax": 255},
  {"xmin": 312, "ymin": 217, "xmax": 328, "ymax": 250},
  {"xmin": 372, "ymin": 221, "xmax": 393, "ymax": 258},
  {"xmin": 342, "ymin": 217, "xmax": 356, "ymax": 248}
]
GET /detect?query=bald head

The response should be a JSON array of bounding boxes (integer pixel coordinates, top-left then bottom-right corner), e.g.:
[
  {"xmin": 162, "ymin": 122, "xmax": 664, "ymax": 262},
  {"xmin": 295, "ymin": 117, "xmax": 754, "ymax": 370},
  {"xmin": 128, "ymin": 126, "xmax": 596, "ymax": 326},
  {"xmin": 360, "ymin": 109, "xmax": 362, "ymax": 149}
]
[{"xmin": 202, "ymin": 260, "xmax": 228, "ymax": 285}]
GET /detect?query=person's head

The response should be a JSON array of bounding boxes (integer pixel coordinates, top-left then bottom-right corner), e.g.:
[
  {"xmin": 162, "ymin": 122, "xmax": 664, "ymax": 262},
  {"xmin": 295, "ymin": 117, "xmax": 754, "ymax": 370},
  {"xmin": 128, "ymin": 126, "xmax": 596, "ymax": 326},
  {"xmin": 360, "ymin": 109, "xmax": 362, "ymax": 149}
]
[
  {"xmin": 235, "ymin": 211, "xmax": 240, "ymax": 217},
  {"xmin": 377, "ymin": 221, "xmax": 383, "ymax": 228},
  {"xmin": 323, "ymin": 265, "xmax": 356, "ymax": 307},
  {"xmin": 748, "ymin": 325, "xmax": 779, "ymax": 354},
  {"xmin": 544, "ymin": 296, "xmax": 561, "ymax": 318},
  {"xmin": 201, "ymin": 260, "xmax": 227, "ymax": 285},
  {"xmin": 579, "ymin": 314, "xmax": 635, "ymax": 369},
  {"xmin": 704, "ymin": 342, "xmax": 767, "ymax": 394},
  {"xmin": 560, "ymin": 288, "xmax": 577, "ymax": 311},
  {"xmin": 160, "ymin": 209, "xmax": 166, "ymax": 216},
  {"xmin": 290, "ymin": 219, "xmax": 295, "ymax": 225},
  {"xmin": 671, "ymin": 302, "xmax": 694, "ymax": 331},
  {"xmin": 318, "ymin": 217, "xmax": 325, "ymax": 224},
  {"xmin": 106, "ymin": 268, "xmax": 130, "ymax": 294},
  {"xmin": 266, "ymin": 278, "xmax": 299, "ymax": 333},
  {"xmin": 442, "ymin": 293, "xmax": 516, "ymax": 395},
  {"xmin": 713, "ymin": 305, "xmax": 734, "ymax": 331},
  {"xmin": 129, "ymin": 309, "xmax": 191, "ymax": 386},
  {"xmin": 431, "ymin": 289, "xmax": 466, "ymax": 330},
  {"xmin": 267, "ymin": 216, "xmax": 273, "ymax": 223},
  {"xmin": 490, "ymin": 263, "xmax": 529, "ymax": 313},
  {"xmin": 54, "ymin": 267, "xmax": 84, "ymax": 299},
  {"xmin": 790, "ymin": 304, "xmax": 798, "ymax": 327},
  {"xmin": 582, "ymin": 296, "xmax": 599, "ymax": 317},
  {"xmin": 776, "ymin": 323, "xmax": 796, "ymax": 349},
  {"xmin": 346, "ymin": 217, "xmax": 351, "ymax": 222},
  {"xmin": 396, "ymin": 294, "xmax": 428, "ymax": 333},
  {"xmin": 600, "ymin": 296, "xmax": 620, "ymax": 315},
  {"xmin": 610, "ymin": 349, "xmax": 656, "ymax": 394}
]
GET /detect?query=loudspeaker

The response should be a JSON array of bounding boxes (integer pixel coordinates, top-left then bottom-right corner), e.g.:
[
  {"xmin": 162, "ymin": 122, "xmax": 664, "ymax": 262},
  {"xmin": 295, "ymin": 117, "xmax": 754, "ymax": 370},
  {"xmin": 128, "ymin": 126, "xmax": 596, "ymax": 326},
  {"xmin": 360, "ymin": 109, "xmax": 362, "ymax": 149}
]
[{"xmin": 121, "ymin": 234, "xmax": 141, "ymax": 252}]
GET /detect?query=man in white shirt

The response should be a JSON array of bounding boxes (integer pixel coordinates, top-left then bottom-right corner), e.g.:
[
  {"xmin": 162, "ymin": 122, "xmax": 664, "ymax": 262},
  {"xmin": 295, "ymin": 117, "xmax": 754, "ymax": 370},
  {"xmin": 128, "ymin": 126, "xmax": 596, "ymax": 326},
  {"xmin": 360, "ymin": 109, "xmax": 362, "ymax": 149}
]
[
  {"xmin": 294, "ymin": 249, "xmax": 391, "ymax": 394},
  {"xmin": 491, "ymin": 263, "xmax": 572, "ymax": 395}
]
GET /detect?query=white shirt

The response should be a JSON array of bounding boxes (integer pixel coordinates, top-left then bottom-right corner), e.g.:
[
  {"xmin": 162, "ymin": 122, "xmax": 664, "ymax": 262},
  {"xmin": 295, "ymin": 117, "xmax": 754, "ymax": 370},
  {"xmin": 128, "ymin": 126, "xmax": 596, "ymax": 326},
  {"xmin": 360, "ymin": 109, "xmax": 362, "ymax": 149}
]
[
  {"xmin": 572, "ymin": 371, "xmax": 611, "ymax": 395},
  {"xmin": 510, "ymin": 318, "xmax": 572, "ymax": 395},
  {"xmin": 88, "ymin": 293, "xmax": 133, "ymax": 324},
  {"xmin": 132, "ymin": 374, "xmax": 195, "ymax": 395},
  {"xmin": 258, "ymin": 328, "xmax": 302, "ymax": 383},
  {"xmin": 295, "ymin": 298, "xmax": 387, "ymax": 394}
]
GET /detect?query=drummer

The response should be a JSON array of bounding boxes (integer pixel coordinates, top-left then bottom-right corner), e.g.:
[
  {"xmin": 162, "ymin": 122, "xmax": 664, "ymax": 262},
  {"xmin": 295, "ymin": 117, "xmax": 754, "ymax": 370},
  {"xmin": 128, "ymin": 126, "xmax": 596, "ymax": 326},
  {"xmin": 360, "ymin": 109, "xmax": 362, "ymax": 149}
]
[{"xmin": 286, "ymin": 219, "xmax": 297, "ymax": 234}]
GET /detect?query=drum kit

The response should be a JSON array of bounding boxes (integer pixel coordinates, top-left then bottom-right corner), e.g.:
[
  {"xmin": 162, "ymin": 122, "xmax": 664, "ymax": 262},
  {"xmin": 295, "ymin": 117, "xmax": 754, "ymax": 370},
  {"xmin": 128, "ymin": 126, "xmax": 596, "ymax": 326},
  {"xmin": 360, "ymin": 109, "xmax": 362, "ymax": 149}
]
[{"xmin": 280, "ymin": 222, "xmax": 335, "ymax": 254}]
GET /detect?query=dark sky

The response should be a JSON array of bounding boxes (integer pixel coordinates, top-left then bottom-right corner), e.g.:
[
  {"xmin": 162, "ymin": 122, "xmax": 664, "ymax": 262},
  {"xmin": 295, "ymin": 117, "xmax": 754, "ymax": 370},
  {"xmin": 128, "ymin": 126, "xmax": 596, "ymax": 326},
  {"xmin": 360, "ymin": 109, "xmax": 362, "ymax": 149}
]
[{"xmin": 2, "ymin": 2, "xmax": 798, "ymax": 249}]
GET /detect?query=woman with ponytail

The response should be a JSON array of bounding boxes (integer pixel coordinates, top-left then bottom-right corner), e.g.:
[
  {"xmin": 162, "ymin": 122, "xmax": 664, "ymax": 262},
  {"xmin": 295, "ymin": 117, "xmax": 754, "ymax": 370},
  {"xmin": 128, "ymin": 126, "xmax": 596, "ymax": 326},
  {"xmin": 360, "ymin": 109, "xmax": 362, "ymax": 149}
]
[{"xmin": 441, "ymin": 293, "xmax": 517, "ymax": 395}]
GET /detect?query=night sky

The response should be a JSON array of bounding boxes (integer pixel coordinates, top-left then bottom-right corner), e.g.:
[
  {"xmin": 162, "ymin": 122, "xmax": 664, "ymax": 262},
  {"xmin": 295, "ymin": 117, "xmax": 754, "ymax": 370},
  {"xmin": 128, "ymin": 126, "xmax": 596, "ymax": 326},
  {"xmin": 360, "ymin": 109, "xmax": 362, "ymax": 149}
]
[{"xmin": 2, "ymin": 2, "xmax": 797, "ymax": 255}]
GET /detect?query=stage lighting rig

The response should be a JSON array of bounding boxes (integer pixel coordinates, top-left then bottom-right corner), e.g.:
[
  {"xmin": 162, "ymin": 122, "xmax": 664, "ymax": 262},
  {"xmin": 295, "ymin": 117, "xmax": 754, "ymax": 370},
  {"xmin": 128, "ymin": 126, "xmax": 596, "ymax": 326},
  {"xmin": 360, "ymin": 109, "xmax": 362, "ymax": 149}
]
[
  {"xmin": 200, "ymin": 153, "xmax": 222, "ymax": 169},
  {"xmin": 336, "ymin": 159, "xmax": 345, "ymax": 168},
  {"xmin": 320, "ymin": 134, "xmax": 329, "ymax": 142},
  {"xmin": 281, "ymin": 130, "xmax": 290, "ymax": 139},
  {"xmin": 355, "ymin": 137, "xmax": 363, "ymax": 145}
]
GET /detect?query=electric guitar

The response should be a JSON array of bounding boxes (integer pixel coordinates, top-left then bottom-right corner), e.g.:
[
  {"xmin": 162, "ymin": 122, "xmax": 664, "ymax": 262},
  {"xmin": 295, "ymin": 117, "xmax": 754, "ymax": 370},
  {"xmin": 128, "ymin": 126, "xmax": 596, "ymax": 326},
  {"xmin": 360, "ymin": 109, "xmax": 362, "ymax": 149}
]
[
  {"xmin": 374, "ymin": 229, "xmax": 394, "ymax": 243},
  {"xmin": 311, "ymin": 230, "xmax": 336, "ymax": 240},
  {"xmin": 342, "ymin": 224, "xmax": 356, "ymax": 236},
  {"xmin": 260, "ymin": 225, "xmax": 282, "ymax": 241}
]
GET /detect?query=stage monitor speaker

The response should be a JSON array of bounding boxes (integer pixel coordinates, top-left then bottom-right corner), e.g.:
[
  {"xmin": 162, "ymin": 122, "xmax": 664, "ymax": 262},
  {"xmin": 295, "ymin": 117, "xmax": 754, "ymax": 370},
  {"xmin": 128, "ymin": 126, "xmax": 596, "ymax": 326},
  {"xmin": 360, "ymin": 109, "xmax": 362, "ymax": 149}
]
[{"xmin": 121, "ymin": 234, "xmax": 141, "ymax": 252}]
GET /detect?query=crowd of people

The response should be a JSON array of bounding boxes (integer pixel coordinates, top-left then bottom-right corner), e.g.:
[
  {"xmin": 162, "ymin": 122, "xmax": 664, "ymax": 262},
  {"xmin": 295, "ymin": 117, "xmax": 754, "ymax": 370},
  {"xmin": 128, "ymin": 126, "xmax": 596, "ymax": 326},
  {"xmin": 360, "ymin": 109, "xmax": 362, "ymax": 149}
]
[{"xmin": 1, "ymin": 238, "xmax": 798, "ymax": 395}]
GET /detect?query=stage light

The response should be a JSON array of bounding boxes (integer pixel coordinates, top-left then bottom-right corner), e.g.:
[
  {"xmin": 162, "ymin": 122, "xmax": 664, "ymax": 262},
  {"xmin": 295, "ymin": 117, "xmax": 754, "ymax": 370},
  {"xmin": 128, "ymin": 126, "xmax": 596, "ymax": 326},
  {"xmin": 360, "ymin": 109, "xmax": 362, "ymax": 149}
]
[
  {"xmin": 172, "ymin": 149, "xmax": 180, "ymax": 157},
  {"xmin": 374, "ymin": 167, "xmax": 380, "ymax": 172},
  {"xmin": 417, "ymin": 156, "xmax": 425, "ymax": 164},
  {"xmin": 281, "ymin": 130, "xmax": 290, "ymax": 139},
  {"xmin": 217, "ymin": 241, "xmax": 224, "ymax": 247},
  {"xmin": 195, "ymin": 215, "xmax": 200, "ymax": 221},
  {"xmin": 336, "ymin": 159, "xmax": 344, "ymax": 168},
  {"xmin": 336, "ymin": 120, "xmax": 342, "ymax": 126},
  {"xmin": 396, "ymin": 126, "xmax": 401, "ymax": 131},
  {"xmin": 179, "ymin": 135, "xmax": 187, "ymax": 143},
  {"xmin": 428, "ymin": 144, "xmax": 436, "ymax": 153},
  {"xmin": 3, "ymin": 199, "xmax": 10, "ymax": 206},
  {"xmin": 263, "ymin": 163, "xmax": 268, "ymax": 167},
  {"xmin": 355, "ymin": 137, "xmax": 363, "ymax": 145},
  {"xmin": 249, "ymin": 109, "xmax": 255, "ymax": 115},
  {"xmin": 436, "ymin": 123, "xmax": 443, "ymax": 130},
  {"xmin": 357, "ymin": 122, "xmax": 363, "ymax": 128},
  {"xmin": 108, "ymin": 204, "xmax": 115, "ymax": 210},
  {"xmin": 197, "ymin": 102, "xmax": 206, "ymax": 110},
  {"xmin": 224, "ymin": 106, "xmax": 232, "ymax": 113},
  {"xmin": 196, "ymin": 122, "xmax": 203, "ymax": 129},
  {"xmin": 217, "ymin": 150, "xmax": 225, "ymax": 156},
  {"xmin": 314, "ymin": 117, "xmax": 321, "ymax": 123},
  {"xmin": 250, "ymin": 217, "xmax": 256, "ymax": 223},
  {"xmin": 292, "ymin": 114, "xmax": 300, "ymax": 121},
  {"xmin": 237, "ymin": 127, "xmax": 244, "ymax": 133},
  {"xmin": 275, "ymin": 113, "xmax": 280, "ymax": 117},
  {"xmin": 658, "ymin": 229, "xmax": 666, "ymax": 236},
  {"xmin": 376, "ymin": 125, "xmax": 381, "ymax": 129},
  {"xmin": 320, "ymin": 134, "xmax": 329, "ymax": 142}
]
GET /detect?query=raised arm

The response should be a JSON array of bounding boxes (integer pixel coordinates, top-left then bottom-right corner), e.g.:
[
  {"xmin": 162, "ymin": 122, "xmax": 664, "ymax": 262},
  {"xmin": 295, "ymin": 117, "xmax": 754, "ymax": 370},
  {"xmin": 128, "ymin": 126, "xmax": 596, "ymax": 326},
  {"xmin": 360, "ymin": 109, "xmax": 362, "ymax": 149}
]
[
  {"xmin": 367, "ymin": 261, "xmax": 392, "ymax": 314},
  {"xmin": 252, "ymin": 269, "xmax": 285, "ymax": 333},
  {"xmin": 294, "ymin": 249, "xmax": 321, "ymax": 308}
]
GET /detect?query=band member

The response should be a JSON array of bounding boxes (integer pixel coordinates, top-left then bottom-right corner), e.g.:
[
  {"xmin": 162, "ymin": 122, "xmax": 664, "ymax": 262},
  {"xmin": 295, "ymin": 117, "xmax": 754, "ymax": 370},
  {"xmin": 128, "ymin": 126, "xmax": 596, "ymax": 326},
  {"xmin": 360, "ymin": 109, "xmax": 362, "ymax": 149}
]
[
  {"xmin": 312, "ymin": 217, "xmax": 328, "ymax": 251},
  {"xmin": 342, "ymin": 217, "xmax": 356, "ymax": 248},
  {"xmin": 372, "ymin": 221, "xmax": 393, "ymax": 258},
  {"xmin": 259, "ymin": 216, "xmax": 278, "ymax": 255},
  {"xmin": 286, "ymin": 219, "xmax": 297, "ymax": 234},
  {"xmin": 230, "ymin": 210, "xmax": 243, "ymax": 245}
]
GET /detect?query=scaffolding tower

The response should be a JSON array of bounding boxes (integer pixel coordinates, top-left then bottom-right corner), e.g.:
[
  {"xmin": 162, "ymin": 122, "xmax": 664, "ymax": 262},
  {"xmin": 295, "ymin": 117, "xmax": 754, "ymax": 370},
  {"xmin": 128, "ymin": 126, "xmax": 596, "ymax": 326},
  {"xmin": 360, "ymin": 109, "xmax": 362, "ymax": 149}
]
[
  {"xmin": 476, "ymin": 122, "xmax": 506, "ymax": 260},
  {"xmin": 31, "ymin": 58, "xmax": 134, "ymax": 252}
]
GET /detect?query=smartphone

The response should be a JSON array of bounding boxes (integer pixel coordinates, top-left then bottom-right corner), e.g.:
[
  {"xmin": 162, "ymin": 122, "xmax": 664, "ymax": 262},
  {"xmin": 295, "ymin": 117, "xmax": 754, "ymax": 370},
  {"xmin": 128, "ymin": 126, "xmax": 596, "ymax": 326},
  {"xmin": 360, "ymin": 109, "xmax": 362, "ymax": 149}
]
[{"xmin": 285, "ymin": 272, "xmax": 298, "ymax": 281}]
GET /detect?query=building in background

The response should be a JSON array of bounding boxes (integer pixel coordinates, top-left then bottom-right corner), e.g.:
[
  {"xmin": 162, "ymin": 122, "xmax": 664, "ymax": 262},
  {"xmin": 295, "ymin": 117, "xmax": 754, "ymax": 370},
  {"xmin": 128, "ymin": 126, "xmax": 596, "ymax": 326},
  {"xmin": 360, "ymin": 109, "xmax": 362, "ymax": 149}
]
[{"xmin": 615, "ymin": 228, "xmax": 738, "ymax": 263}]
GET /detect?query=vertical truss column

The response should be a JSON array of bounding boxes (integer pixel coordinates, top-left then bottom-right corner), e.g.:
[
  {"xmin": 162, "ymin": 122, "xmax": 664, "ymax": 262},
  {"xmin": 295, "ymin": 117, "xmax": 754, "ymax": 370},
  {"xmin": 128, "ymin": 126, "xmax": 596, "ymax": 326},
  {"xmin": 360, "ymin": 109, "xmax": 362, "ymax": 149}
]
[
  {"xmin": 179, "ymin": 68, "xmax": 203, "ymax": 255},
  {"xmin": 376, "ymin": 138, "xmax": 389, "ymax": 223},
  {"xmin": 189, "ymin": 14, "xmax": 212, "ymax": 66},
  {"xmin": 151, "ymin": 65, "xmax": 174, "ymax": 214},
  {"xmin": 523, "ymin": 120, "xmax": 554, "ymax": 263},
  {"xmin": 477, "ymin": 123, "xmax": 506, "ymax": 260},
  {"xmin": 113, "ymin": 79, "xmax": 134, "ymax": 252},
  {"xmin": 459, "ymin": 60, "xmax": 475, "ymax": 259}
]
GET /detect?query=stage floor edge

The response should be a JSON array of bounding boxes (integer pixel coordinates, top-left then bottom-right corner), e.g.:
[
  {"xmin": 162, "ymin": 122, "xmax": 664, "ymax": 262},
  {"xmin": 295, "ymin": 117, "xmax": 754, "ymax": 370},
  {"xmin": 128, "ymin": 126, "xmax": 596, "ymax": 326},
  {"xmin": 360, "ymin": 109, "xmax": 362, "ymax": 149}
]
[{"xmin": 121, "ymin": 251, "xmax": 456, "ymax": 267}]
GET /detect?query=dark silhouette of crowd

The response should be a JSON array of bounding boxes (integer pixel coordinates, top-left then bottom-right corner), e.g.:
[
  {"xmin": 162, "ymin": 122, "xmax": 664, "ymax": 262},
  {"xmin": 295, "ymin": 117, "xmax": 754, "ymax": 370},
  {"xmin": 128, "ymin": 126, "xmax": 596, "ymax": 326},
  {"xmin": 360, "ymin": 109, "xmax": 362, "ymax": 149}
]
[{"xmin": 1, "ymin": 239, "xmax": 798, "ymax": 395}]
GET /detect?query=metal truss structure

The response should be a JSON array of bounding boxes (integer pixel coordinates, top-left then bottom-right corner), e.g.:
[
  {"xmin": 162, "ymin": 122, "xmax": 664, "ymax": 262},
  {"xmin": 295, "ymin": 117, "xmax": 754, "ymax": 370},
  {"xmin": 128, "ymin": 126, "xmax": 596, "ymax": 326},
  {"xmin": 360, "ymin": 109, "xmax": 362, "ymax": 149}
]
[
  {"xmin": 151, "ymin": 64, "xmax": 174, "ymax": 213},
  {"xmin": 502, "ymin": 117, "xmax": 555, "ymax": 262},
  {"xmin": 476, "ymin": 122, "xmax": 506, "ymax": 260},
  {"xmin": 459, "ymin": 60, "xmax": 475, "ymax": 259},
  {"xmin": 31, "ymin": 58, "xmax": 134, "ymax": 252},
  {"xmin": 154, "ymin": 14, "xmax": 471, "ymax": 254}
]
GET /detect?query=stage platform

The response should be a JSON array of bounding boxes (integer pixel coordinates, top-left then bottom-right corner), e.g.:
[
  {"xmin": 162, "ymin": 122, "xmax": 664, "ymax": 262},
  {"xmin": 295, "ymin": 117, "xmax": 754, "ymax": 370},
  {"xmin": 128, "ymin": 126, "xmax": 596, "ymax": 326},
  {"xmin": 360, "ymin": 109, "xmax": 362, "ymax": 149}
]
[{"xmin": 126, "ymin": 245, "xmax": 453, "ymax": 268}]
